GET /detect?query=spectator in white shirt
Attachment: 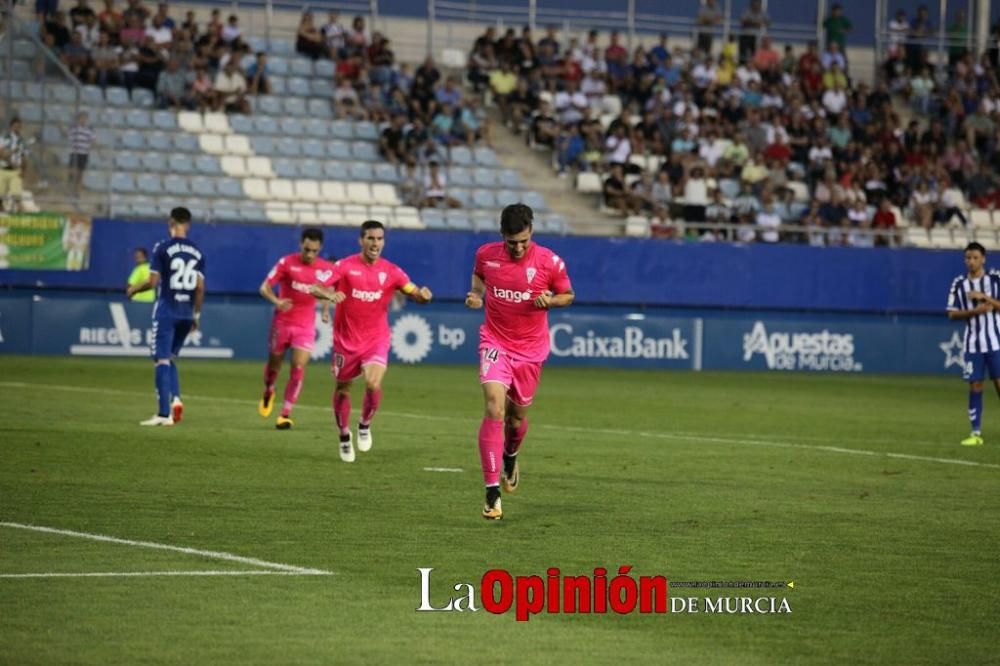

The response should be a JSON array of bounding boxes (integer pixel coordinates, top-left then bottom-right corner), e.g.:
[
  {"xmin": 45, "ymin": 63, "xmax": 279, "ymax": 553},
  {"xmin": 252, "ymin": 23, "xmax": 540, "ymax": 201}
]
[
  {"xmin": 212, "ymin": 58, "xmax": 249, "ymax": 114},
  {"xmin": 822, "ymin": 80, "xmax": 848, "ymax": 115}
]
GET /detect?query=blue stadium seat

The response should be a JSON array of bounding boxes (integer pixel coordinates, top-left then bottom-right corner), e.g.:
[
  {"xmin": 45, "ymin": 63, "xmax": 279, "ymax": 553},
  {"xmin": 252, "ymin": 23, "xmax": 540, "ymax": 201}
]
[
  {"xmin": 270, "ymin": 39, "xmax": 294, "ymax": 55},
  {"xmin": 351, "ymin": 142, "xmax": 378, "ymax": 161},
  {"xmin": 446, "ymin": 211, "xmax": 473, "ymax": 230},
  {"xmin": 211, "ymin": 204, "xmax": 242, "ymax": 222},
  {"xmin": 82, "ymin": 170, "xmax": 108, "ymax": 191},
  {"xmin": 472, "ymin": 189, "xmax": 496, "ymax": 209},
  {"xmin": 120, "ymin": 130, "xmax": 144, "ymax": 150},
  {"xmin": 163, "ymin": 175, "xmax": 189, "ymax": 196},
  {"xmin": 217, "ymin": 177, "xmax": 244, "ymax": 198},
  {"xmin": 152, "ymin": 110, "xmax": 177, "ymax": 130},
  {"xmin": 111, "ymin": 172, "xmax": 135, "ymax": 192},
  {"xmin": 48, "ymin": 84, "xmax": 76, "ymax": 104},
  {"xmin": 330, "ymin": 121, "xmax": 353, "ymax": 139},
  {"xmin": 323, "ymin": 162, "xmax": 349, "ymax": 180},
  {"xmin": 327, "ymin": 140, "xmax": 351, "ymax": 160},
  {"xmin": 147, "ymin": 131, "xmax": 173, "ymax": 151},
  {"xmin": 268, "ymin": 76, "xmax": 287, "ymax": 96},
  {"xmin": 195, "ymin": 155, "xmax": 222, "ymax": 175},
  {"xmin": 185, "ymin": 199, "xmax": 209, "ymax": 220},
  {"xmin": 421, "ymin": 209, "xmax": 447, "ymax": 229},
  {"xmin": 126, "ymin": 109, "xmax": 152, "ymax": 128},
  {"xmin": 47, "ymin": 105, "xmax": 75, "ymax": 125},
  {"xmin": 273, "ymin": 158, "xmax": 299, "ymax": 178},
  {"xmin": 450, "ymin": 146, "xmax": 473, "ymax": 165},
  {"xmin": 239, "ymin": 204, "xmax": 266, "ymax": 222},
  {"xmin": 523, "ymin": 191, "xmax": 549, "ymax": 212},
  {"xmin": 132, "ymin": 88, "xmax": 155, "ymax": 107},
  {"xmin": 278, "ymin": 117, "xmax": 306, "ymax": 136},
  {"xmin": 10, "ymin": 61, "xmax": 30, "ymax": 80},
  {"xmin": 267, "ymin": 56, "xmax": 290, "ymax": 75},
  {"xmin": 168, "ymin": 153, "xmax": 196, "ymax": 175},
  {"xmin": 289, "ymin": 58, "xmax": 313, "ymax": 77},
  {"xmin": 354, "ymin": 122, "xmax": 379, "ymax": 141},
  {"xmin": 298, "ymin": 159, "xmax": 324, "ymax": 178},
  {"xmin": 81, "ymin": 85, "xmax": 103, "ymax": 105},
  {"xmin": 499, "ymin": 169, "xmax": 522, "ymax": 188},
  {"xmin": 349, "ymin": 163, "xmax": 374, "ymax": 181},
  {"xmin": 309, "ymin": 79, "xmax": 333, "ymax": 98},
  {"xmin": 90, "ymin": 152, "xmax": 111, "ymax": 169},
  {"xmin": 287, "ymin": 77, "xmax": 310, "ymax": 97},
  {"xmin": 141, "ymin": 153, "xmax": 168, "ymax": 172},
  {"xmin": 136, "ymin": 173, "xmax": 163, "ymax": 194},
  {"xmin": 106, "ymin": 87, "xmax": 130, "ymax": 106},
  {"xmin": 100, "ymin": 107, "xmax": 125, "ymax": 127},
  {"xmin": 253, "ymin": 115, "xmax": 279, "ymax": 134},
  {"xmin": 451, "ymin": 188, "xmax": 472, "ymax": 208},
  {"xmin": 474, "ymin": 168, "xmax": 495, "ymax": 187},
  {"xmin": 23, "ymin": 82, "xmax": 43, "ymax": 100},
  {"xmin": 449, "ymin": 167, "xmax": 473, "ymax": 187},
  {"xmin": 190, "ymin": 177, "xmax": 216, "ymax": 197},
  {"xmin": 474, "ymin": 147, "xmax": 499, "ymax": 166},
  {"xmin": 302, "ymin": 139, "xmax": 325, "ymax": 158},
  {"xmin": 314, "ymin": 60, "xmax": 336, "ymax": 78},
  {"xmin": 129, "ymin": 196, "xmax": 159, "ymax": 218},
  {"xmin": 173, "ymin": 133, "xmax": 199, "ymax": 152},
  {"xmin": 13, "ymin": 40, "xmax": 36, "ymax": 58},
  {"xmin": 307, "ymin": 98, "xmax": 333, "ymax": 119},
  {"xmin": 374, "ymin": 163, "xmax": 400, "ymax": 183},
  {"xmin": 276, "ymin": 137, "xmax": 302, "ymax": 156},
  {"xmin": 229, "ymin": 115, "xmax": 254, "ymax": 133},
  {"xmin": 472, "ymin": 212, "xmax": 496, "ymax": 232},
  {"xmin": 283, "ymin": 97, "xmax": 308, "ymax": 116},
  {"xmin": 18, "ymin": 103, "xmax": 41, "ymax": 123},
  {"xmin": 115, "ymin": 151, "xmax": 142, "ymax": 170},
  {"xmin": 496, "ymin": 189, "xmax": 520, "ymax": 207},
  {"xmin": 41, "ymin": 125, "xmax": 63, "ymax": 145},
  {"xmin": 247, "ymin": 36, "xmax": 268, "ymax": 52},
  {"xmin": 303, "ymin": 118, "xmax": 327, "ymax": 136},
  {"xmin": 257, "ymin": 96, "xmax": 283, "ymax": 116},
  {"xmin": 251, "ymin": 135, "xmax": 278, "ymax": 155}
]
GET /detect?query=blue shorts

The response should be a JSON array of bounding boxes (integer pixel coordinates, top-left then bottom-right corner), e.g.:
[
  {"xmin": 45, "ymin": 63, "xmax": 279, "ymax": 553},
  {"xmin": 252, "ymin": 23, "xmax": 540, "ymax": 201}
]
[
  {"xmin": 151, "ymin": 318, "xmax": 194, "ymax": 361},
  {"xmin": 963, "ymin": 350, "xmax": 1000, "ymax": 382}
]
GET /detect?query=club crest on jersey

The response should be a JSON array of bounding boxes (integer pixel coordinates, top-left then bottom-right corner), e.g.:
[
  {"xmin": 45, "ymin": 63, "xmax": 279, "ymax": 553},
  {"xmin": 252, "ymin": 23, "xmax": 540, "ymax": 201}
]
[
  {"xmin": 315, "ymin": 269, "xmax": 332, "ymax": 282},
  {"xmin": 378, "ymin": 271, "xmax": 387, "ymax": 285},
  {"xmin": 526, "ymin": 267, "xmax": 536, "ymax": 283}
]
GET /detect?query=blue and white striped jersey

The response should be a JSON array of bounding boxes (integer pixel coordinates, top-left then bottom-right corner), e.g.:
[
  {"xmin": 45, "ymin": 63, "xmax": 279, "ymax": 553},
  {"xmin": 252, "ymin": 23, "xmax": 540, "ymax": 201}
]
[{"xmin": 947, "ymin": 270, "xmax": 1000, "ymax": 353}]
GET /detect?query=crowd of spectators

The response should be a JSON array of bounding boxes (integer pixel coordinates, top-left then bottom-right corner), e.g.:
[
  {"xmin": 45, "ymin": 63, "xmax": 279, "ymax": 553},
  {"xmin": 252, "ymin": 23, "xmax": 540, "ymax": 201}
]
[{"xmin": 465, "ymin": 3, "xmax": 1000, "ymax": 245}]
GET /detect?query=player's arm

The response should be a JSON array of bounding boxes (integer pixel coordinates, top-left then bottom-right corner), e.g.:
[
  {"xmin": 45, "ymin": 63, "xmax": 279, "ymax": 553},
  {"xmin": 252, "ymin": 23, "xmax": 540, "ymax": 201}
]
[
  {"xmin": 127, "ymin": 269, "xmax": 159, "ymax": 297},
  {"xmin": 399, "ymin": 282, "xmax": 433, "ymax": 304},
  {"xmin": 534, "ymin": 287, "xmax": 575, "ymax": 309},
  {"xmin": 465, "ymin": 272, "xmax": 486, "ymax": 309},
  {"xmin": 308, "ymin": 284, "xmax": 347, "ymax": 303},
  {"xmin": 321, "ymin": 300, "xmax": 332, "ymax": 323},
  {"xmin": 260, "ymin": 279, "xmax": 293, "ymax": 312},
  {"xmin": 192, "ymin": 275, "xmax": 205, "ymax": 330}
]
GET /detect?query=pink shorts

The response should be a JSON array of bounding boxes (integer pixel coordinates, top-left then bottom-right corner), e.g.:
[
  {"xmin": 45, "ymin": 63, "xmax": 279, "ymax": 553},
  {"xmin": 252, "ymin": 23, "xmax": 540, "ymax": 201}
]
[
  {"xmin": 479, "ymin": 340, "xmax": 542, "ymax": 407},
  {"xmin": 269, "ymin": 320, "xmax": 315, "ymax": 354},
  {"xmin": 331, "ymin": 338, "xmax": 390, "ymax": 381}
]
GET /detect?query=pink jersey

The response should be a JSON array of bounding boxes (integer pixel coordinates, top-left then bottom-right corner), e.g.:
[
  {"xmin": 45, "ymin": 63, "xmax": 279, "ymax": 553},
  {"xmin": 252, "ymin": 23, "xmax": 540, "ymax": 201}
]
[
  {"xmin": 329, "ymin": 254, "xmax": 412, "ymax": 355},
  {"xmin": 265, "ymin": 254, "xmax": 337, "ymax": 328},
  {"xmin": 474, "ymin": 241, "xmax": 572, "ymax": 363}
]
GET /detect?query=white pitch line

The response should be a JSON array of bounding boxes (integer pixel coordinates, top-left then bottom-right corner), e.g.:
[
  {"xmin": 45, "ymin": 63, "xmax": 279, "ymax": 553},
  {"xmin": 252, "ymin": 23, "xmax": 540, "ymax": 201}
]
[
  {"xmin": 0, "ymin": 570, "xmax": 328, "ymax": 579},
  {"xmin": 0, "ymin": 523, "xmax": 332, "ymax": 575},
  {"xmin": 1, "ymin": 381, "xmax": 997, "ymax": 471},
  {"xmin": 422, "ymin": 467, "xmax": 464, "ymax": 473}
]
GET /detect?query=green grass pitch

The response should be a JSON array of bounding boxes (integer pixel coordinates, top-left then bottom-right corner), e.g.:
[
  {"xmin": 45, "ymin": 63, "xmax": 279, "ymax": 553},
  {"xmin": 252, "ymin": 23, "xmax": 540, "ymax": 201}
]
[{"xmin": 1, "ymin": 356, "xmax": 998, "ymax": 664}]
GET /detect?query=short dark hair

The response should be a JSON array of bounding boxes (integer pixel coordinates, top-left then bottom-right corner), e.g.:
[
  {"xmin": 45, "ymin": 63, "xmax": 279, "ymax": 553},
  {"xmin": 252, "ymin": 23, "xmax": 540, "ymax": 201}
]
[
  {"xmin": 135, "ymin": 247, "xmax": 148, "ymax": 259},
  {"xmin": 360, "ymin": 220, "xmax": 385, "ymax": 237},
  {"xmin": 170, "ymin": 207, "xmax": 192, "ymax": 224},
  {"xmin": 966, "ymin": 242, "xmax": 987, "ymax": 255},
  {"xmin": 500, "ymin": 203, "xmax": 533, "ymax": 235},
  {"xmin": 301, "ymin": 227, "xmax": 324, "ymax": 243}
]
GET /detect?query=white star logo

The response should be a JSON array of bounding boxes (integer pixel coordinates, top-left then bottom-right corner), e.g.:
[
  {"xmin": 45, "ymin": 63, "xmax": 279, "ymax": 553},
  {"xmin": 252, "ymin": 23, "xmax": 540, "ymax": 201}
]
[{"xmin": 939, "ymin": 331, "xmax": 965, "ymax": 370}]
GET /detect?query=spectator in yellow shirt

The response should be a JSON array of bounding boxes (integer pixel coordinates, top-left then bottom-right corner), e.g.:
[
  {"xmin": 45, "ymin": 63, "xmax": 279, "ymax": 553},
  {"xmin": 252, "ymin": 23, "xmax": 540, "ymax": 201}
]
[{"xmin": 128, "ymin": 248, "xmax": 155, "ymax": 302}]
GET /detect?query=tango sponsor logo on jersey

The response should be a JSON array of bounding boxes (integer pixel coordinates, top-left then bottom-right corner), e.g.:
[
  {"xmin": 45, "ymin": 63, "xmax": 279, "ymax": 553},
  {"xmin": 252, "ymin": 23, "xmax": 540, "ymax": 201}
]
[
  {"xmin": 290, "ymin": 280, "xmax": 316, "ymax": 295},
  {"xmin": 549, "ymin": 323, "xmax": 690, "ymax": 359},
  {"xmin": 491, "ymin": 286, "xmax": 533, "ymax": 304},
  {"xmin": 351, "ymin": 288, "xmax": 384, "ymax": 302},
  {"xmin": 742, "ymin": 321, "xmax": 861, "ymax": 372},
  {"xmin": 70, "ymin": 303, "xmax": 234, "ymax": 358}
]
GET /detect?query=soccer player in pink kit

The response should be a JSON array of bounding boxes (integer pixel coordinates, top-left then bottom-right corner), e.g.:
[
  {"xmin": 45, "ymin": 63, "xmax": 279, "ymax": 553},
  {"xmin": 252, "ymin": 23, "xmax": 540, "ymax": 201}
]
[
  {"xmin": 465, "ymin": 204, "xmax": 574, "ymax": 520},
  {"xmin": 258, "ymin": 228, "xmax": 336, "ymax": 429},
  {"xmin": 310, "ymin": 220, "xmax": 433, "ymax": 462}
]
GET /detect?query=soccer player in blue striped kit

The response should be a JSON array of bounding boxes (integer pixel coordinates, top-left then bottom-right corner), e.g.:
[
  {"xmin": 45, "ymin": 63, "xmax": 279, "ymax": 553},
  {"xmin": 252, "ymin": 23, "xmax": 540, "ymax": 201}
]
[{"xmin": 947, "ymin": 242, "xmax": 1000, "ymax": 446}]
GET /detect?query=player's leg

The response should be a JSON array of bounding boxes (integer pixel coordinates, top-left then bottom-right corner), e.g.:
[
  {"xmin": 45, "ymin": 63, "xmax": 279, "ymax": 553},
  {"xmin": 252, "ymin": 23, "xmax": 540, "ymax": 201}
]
[
  {"xmin": 167, "ymin": 320, "xmax": 194, "ymax": 423},
  {"xmin": 260, "ymin": 320, "xmax": 287, "ymax": 417},
  {"xmin": 962, "ymin": 352, "xmax": 986, "ymax": 446},
  {"xmin": 332, "ymin": 351, "xmax": 362, "ymax": 462},
  {"xmin": 501, "ymin": 359, "xmax": 541, "ymax": 492},
  {"xmin": 357, "ymin": 361, "xmax": 387, "ymax": 452},
  {"xmin": 478, "ymin": 343, "xmax": 514, "ymax": 520},
  {"xmin": 276, "ymin": 346, "xmax": 311, "ymax": 428},
  {"xmin": 141, "ymin": 320, "xmax": 175, "ymax": 425}
]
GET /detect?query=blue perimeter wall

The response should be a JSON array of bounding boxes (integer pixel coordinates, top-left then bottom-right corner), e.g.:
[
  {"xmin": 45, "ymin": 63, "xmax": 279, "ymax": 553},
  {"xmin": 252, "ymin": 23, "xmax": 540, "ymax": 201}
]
[{"xmin": 0, "ymin": 218, "xmax": 964, "ymax": 314}]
